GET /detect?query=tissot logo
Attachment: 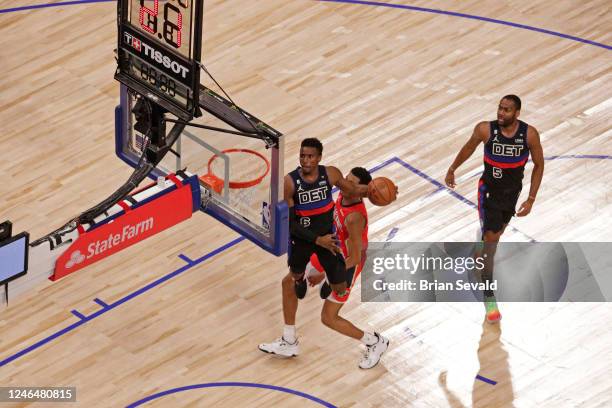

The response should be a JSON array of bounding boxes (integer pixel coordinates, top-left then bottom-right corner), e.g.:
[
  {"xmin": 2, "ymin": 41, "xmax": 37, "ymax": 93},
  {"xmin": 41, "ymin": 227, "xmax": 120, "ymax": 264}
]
[
  {"xmin": 123, "ymin": 32, "xmax": 190, "ymax": 79},
  {"xmin": 123, "ymin": 32, "xmax": 140, "ymax": 51}
]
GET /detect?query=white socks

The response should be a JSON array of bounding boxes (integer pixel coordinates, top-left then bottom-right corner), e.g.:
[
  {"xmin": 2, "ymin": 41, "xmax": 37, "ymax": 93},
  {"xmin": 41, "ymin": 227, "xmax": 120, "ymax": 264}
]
[
  {"xmin": 361, "ymin": 332, "xmax": 377, "ymax": 346},
  {"xmin": 283, "ymin": 325, "xmax": 297, "ymax": 344}
]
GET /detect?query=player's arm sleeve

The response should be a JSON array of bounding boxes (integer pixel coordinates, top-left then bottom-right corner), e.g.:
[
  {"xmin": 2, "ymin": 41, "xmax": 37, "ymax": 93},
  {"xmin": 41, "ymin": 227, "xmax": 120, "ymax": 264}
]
[{"xmin": 284, "ymin": 174, "xmax": 318, "ymax": 243}]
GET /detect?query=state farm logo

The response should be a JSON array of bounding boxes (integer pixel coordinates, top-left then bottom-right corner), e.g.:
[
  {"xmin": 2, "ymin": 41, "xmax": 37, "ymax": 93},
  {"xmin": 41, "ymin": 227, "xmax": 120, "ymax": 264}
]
[
  {"xmin": 65, "ymin": 250, "xmax": 86, "ymax": 269},
  {"xmin": 64, "ymin": 218, "xmax": 154, "ymax": 268}
]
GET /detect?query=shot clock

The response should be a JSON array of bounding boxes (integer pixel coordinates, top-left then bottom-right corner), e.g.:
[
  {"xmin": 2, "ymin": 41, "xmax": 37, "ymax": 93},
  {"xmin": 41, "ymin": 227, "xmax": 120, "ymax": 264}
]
[{"xmin": 115, "ymin": 0, "xmax": 203, "ymax": 120}]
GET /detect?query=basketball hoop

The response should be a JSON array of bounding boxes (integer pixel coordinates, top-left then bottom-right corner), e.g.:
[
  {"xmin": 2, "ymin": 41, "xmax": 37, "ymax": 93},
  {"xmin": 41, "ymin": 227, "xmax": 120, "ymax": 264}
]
[
  {"xmin": 199, "ymin": 148, "xmax": 270, "ymax": 194},
  {"xmin": 200, "ymin": 148, "xmax": 271, "ymax": 223}
]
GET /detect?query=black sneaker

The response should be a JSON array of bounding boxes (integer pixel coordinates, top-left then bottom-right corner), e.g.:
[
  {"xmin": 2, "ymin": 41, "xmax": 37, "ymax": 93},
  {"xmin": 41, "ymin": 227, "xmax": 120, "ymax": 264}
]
[
  {"xmin": 319, "ymin": 281, "xmax": 332, "ymax": 300},
  {"xmin": 295, "ymin": 277, "xmax": 307, "ymax": 299}
]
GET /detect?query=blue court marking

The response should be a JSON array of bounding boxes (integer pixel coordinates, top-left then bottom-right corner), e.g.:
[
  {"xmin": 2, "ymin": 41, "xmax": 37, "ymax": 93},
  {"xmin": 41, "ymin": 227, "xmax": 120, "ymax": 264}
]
[
  {"xmin": 2, "ymin": 0, "xmax": 609, "ymax": 52},
  {"xmin": 476, "ymin": 374, "xmax": 498, "ymax": 385},
  {"xmin": 1, "ymin": 320, "xmax": 89, "ymax": 367},
  {"xmin": 0, "ymin": 0, "xmax": 113, "ymax": 14},
  {"xmin": 317, "ymin": 0, "xmax": 612, "ymax": 51},
  {"xmin": 178, "ymin": 254, "xmax": 195, "ymax": 265},
  {"xmin": 391, "ymin": 157, "xmax": 537, "ymax": 242},
  {"xmin": 126, "ymin": 382, "xmax": 337, "ymax": 408},
  {"xmin": 385, "ymin": 227, "xmax": 399, "ymax": 242},
  {"xmin": 544, "ymin": 154, "xmax": 612, "ymax": 160},
  {"xmin": 393, "ymin": 157, "xmax": 477, "ymax": 209},
  {"xmin": 0, "ymin": 157, "xmax": 536, "ymax": 368},
  {"xmin": 94, "ymin": 297, "xmax": 109, "ymax": 308},
  {"xmin": 0, "ymin": 236, "xmax": 244, "ymax": 368},
  {"xmin": 70, "ymin": 309, "xmax": 87, "ymax": 321}
]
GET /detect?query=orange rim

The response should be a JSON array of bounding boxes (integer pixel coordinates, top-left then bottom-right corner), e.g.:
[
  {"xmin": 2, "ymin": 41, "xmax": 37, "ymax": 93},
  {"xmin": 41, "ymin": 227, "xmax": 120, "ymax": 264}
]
[{"xmin": 207, "ymin": 148, "xmax": 270, "ymax": 189}]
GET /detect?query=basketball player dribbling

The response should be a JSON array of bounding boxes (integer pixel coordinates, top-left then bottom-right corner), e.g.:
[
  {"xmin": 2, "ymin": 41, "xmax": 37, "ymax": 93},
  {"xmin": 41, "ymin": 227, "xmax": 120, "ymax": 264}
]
[
  {"xmin": 258, "ymin": 139, "xmax": 391, "ymax": 369},
  {"xmin": 444, "ymin": 95, "xmax": 544, "ymax": 322}
]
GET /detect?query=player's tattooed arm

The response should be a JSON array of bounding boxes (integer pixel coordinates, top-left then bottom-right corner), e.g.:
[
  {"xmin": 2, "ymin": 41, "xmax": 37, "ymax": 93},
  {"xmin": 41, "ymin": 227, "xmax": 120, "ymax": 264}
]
[{"xmin": 445, "ymin": 121, "xmax": 488, "ymax": 188}]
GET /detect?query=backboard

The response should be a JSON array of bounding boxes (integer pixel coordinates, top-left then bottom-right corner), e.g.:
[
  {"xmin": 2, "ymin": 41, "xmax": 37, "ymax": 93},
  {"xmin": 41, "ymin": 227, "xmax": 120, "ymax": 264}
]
[{"xmin": 115, "ymin": 85, "xmax": 288, "ymax": 255}]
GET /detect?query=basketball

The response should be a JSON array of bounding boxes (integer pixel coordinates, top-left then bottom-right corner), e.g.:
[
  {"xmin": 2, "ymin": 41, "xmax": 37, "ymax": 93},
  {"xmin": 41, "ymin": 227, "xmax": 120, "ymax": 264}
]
[{"xmin": 367, "ymin": 177, "xmax": 397, "ymax": 206}]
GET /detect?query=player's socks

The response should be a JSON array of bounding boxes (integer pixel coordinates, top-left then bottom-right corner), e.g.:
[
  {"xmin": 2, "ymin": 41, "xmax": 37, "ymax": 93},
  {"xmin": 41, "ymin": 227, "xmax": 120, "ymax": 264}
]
[
  {"xmin": 283, "ymin": 325, "xmax": 297, "ymax": 344},
  {"xmin": 485, "ymin": 296, "xmax": 501, "ymax": 323},
  {"xmin": 361, "ymin": 331, "xmax": 378, "ymax": 346}
]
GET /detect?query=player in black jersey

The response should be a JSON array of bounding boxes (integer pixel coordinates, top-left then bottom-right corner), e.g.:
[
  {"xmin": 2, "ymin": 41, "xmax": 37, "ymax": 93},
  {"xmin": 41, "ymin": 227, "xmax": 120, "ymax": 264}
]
[
  {"xmin": 445, "ymin": 95, "xmax": 544, "ymax": 322},
  {"xmin": 259, "ymin": 138, "xmax": 390, "ymax": 368}
]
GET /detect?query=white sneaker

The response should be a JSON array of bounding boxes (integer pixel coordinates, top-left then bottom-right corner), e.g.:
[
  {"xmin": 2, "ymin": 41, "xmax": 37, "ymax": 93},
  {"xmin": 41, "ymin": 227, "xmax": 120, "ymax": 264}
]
[
  {"xmin": 258, "ymin": 337, "xmax": 299, "ymax": 357},
  {"xmin": 359, "ymin": 333, "xmax": 389, "ymax": 369}
]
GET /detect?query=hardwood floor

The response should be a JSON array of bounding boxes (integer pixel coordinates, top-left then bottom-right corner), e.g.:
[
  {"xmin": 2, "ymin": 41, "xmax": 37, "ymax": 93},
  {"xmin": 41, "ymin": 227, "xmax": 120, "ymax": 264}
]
[{"xmin": 0, "ymin": 1, "xmax": 610, "ymax": 406}]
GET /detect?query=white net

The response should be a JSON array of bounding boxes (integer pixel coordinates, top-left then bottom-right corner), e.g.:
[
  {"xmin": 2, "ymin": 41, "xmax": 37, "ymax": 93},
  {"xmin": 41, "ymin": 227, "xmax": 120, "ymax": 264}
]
[{"xmin": 207, "ymin": 148, "xmax": 271, "ymax": 227}]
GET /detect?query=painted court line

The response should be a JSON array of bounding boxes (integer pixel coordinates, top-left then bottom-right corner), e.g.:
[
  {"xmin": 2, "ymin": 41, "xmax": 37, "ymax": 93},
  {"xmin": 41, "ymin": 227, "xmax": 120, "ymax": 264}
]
[
  {"xmin": 178, "ymin": 254, "xmax": 195, "ymax": 264},
  {"xmin": 70, "ymin": 309, "xmax": 87, "ymax": 321},
  {"xmin": 2, "ymin": 0, "xmax": 610, "ymax": 52},
  {"xmin": 385, "ymin": 227, "xmax": 399, "ymax": 242},
  {"xmin": 0, "ymin": 158, "xmax": 534, "ymax": 367},
  {"xmin": 0, "ymin": 237, "xmax": 244, "ymax": 367},
  {"xmin": 94, "ymin": 298, "xmax": 109, "ymax": 308},
  {"xmin": 476, "ymin": 374, "xmax": 498, "ymax": 385},
  {"xmin": 317, "ymin": 0, "xmax": 612, "ymax": 51},
  {"xmin": 0, "ymin": 0, "xmax": 113, "ymax": 14},
  {"xmin": 392, "ymin": 157, "xmax": 538, "ymax": 242},
  {"xmin": 126, "ymin": 382, "xmax": 338, "ymax": 408}
]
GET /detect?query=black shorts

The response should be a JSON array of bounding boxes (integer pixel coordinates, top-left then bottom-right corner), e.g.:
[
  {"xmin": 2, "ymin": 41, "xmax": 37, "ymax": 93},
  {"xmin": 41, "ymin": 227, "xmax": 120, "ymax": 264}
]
[
  {"xmin": 477, "ymin": 181, "xmax": 521, "ymax": 234},
  {"xmin": 288, "ymin": 238, "xmax": 346, "ymax": 285}
]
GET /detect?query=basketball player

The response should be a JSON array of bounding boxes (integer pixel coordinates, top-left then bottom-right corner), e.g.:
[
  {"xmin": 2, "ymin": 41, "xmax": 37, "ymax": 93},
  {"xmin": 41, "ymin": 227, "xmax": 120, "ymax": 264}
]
[
  {"xmin": 305, "ymin": 167, "xmax": 389, "ymax": 369},
  {"xmin": 444, "ymin": 95, "xmax": 544, "ymax": 322},
  {"xmin": 258, "ymin": 139, "xmax": 390, "ymax": 369}
]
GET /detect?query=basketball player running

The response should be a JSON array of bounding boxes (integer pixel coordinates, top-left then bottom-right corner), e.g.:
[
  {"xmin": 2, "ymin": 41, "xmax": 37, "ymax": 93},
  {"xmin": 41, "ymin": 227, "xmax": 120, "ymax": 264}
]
[
  {"xmin": 444, "ymin": 95, "xmax": 544, "ymax": 322},
  {"xmin": 258, "ymin": 139, "xmax": 389, "ymax": 369}
]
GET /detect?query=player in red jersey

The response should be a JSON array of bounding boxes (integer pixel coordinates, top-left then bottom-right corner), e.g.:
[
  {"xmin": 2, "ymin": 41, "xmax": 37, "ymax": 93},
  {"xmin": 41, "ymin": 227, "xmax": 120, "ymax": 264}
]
[{"xmin": 306, "ymin": 167, "xmax": 389, "ymax": 369}]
